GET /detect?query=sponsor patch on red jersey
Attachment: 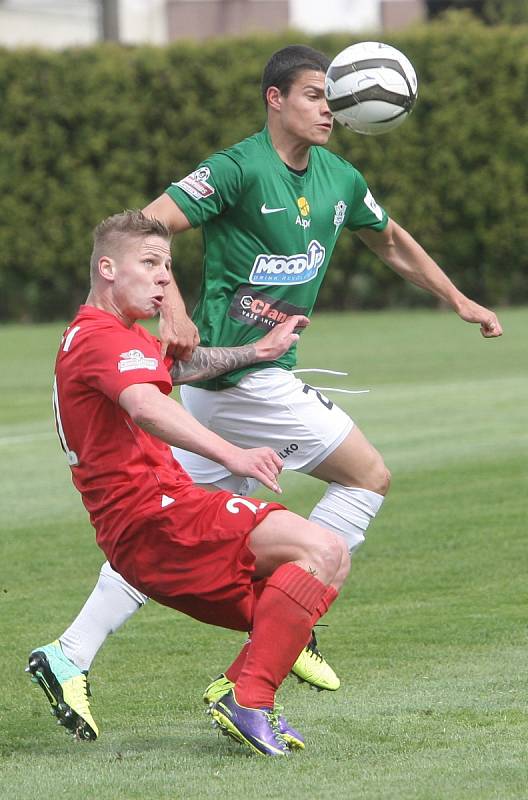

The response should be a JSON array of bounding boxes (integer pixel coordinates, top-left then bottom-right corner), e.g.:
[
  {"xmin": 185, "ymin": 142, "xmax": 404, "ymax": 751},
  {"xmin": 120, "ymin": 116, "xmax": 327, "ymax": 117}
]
[{"xmin": 118, "ymin": 349, "xmax": 159, "ymax": 373}]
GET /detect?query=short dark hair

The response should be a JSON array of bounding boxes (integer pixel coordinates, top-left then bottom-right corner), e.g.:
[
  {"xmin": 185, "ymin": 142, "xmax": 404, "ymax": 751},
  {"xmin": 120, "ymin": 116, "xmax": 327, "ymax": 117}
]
[
  {"xmin": 261, "ymin": 45, "xmax": 330, "ymax": 106},
  {"xmin": 90, "ymin": 210, "xmax": 170, "ymax": 276}
]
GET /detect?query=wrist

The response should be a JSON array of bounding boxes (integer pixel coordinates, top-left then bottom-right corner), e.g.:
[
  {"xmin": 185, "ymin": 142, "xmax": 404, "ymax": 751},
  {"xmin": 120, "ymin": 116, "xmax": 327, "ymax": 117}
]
[
  {"xmin": 250, "ymin": 340, "xmax": 266, "ymax": 361},
  {"xmin": 449, "ymin": 291, "xmax": 468, "ymax": 315},
  {"xmin": 218, "ymin": 442, "xmax": 241, "ymax": 469}
]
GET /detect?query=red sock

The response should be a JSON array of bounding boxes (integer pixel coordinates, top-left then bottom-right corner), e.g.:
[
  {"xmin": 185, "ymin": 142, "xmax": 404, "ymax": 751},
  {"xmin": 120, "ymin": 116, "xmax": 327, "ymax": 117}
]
[
  {"xmin": 227, "ymin": 583, "xmax": 339, "ymax": 681},
  {"xmin": 224, "ymin": 578, "xmax": 267, "ymax": 683},
  {"xmin": 311, "ymin": 584, "xmax": 338, "ymax": 625},
  {"xmin": 225, "ymin": 639, "xmax": 251, "ymax": 683},
  {"xmin": 234, "ymin": 563, "xmax": 328, "ymax": 709},
  {"xmin": 304, "ymin": 584, "xmax": 339, "ymax": 646}
]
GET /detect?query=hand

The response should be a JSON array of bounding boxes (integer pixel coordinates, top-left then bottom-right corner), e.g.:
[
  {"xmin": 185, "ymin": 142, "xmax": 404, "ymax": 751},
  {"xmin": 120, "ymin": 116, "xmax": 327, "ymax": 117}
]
[
  {"xmin": 159, "ymin": 313, "xmax": 200, "ymax": 360},
  {"xmin": 223, "ymin": 447, "xmax": 283, "ymax": 494},
  {"xmin": 455, "ymin": 299, "xmax": 503, "ymax": 338},
  {"xmin": 254, "ymin": 315, "xmax": 310, "ymax": 361}
]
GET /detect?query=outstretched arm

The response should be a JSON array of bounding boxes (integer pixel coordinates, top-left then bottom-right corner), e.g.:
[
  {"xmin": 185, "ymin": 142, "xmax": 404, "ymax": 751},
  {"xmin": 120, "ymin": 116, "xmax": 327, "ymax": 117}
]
[
  {"xmin": 169, "ymin": 315, "xmax": 309, "ymax": 385},
  {"xmin": 357, "ymin": 219, "xmax": 502, "ymax": 338},
  {"xmin": 119, "ymin": 383, "xmax": 283, "ymax": 493}
]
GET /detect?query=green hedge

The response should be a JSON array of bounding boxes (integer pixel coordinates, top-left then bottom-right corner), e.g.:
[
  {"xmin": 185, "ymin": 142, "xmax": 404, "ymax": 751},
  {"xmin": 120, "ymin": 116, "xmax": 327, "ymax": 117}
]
[{"xmin": 0, "ymin": 13, "xmax": 527, "ymax": 320}]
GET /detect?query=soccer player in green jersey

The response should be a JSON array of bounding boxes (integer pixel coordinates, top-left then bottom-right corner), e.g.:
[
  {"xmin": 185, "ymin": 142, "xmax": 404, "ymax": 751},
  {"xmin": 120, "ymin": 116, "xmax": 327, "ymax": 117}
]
[{"xmin": 30, "ymin": 44, "xmax": 502, "ymax": 746}]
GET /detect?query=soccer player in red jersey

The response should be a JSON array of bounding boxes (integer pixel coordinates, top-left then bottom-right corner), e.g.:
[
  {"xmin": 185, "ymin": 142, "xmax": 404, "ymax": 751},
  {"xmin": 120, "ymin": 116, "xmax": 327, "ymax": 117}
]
[
  {"xmin": 29, "ymin": 44, "xmax": 502, "ymax": 743},
  {"xmin": 28, "ymin": 210, "xmax": 350, "ymax": 756}
]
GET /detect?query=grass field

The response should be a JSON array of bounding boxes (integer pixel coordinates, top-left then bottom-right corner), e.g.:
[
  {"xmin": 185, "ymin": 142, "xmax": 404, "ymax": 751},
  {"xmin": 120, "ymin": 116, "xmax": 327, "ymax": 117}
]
[{"xmin": 1, "ymin": 308, "xmax": 527, "ymax": 799}]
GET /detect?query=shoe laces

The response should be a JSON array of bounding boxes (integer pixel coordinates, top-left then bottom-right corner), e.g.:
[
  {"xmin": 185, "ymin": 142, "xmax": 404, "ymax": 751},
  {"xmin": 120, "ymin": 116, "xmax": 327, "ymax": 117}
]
[
  {"xmin": 306, "ymin": 633, "xmax": 324, "ymax": 662},
  {"xmin": 292, "ymin": 368, "xmax": 370, "ymax": 395},
  {"xmin": 83, "ymin": 672, "xmax": 92, "ymax": 698},
  {"xmin": 266, "ymin": 709, "xmax": 288, "ymax": 748},
  {"xmin": 71, "ymin": 674, "xmax": 91, "ymax": 715}
]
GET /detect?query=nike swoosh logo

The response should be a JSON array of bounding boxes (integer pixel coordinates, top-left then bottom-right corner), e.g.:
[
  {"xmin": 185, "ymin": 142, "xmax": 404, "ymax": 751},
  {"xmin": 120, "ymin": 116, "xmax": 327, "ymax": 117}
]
[{"xmin": 261, "ymin": 204, "xmax": 287, "ymax": 215}]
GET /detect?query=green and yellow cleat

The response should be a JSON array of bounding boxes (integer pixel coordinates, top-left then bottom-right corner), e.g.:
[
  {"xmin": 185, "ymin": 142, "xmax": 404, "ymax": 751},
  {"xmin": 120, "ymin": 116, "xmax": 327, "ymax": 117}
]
[
  {"xmin": 26, "ymin": 640, "xmax": 99, "ymax": 741},
  {"xmin": 290, "ymin": 631, "xmax": 340, "ymax": 691}
]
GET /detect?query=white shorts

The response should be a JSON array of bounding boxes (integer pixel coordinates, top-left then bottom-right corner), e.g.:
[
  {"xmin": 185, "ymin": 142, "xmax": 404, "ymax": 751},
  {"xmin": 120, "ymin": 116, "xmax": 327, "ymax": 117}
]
[{"xmin": 171, "ymin": 368, "xmax": 354, "ymax": 487}]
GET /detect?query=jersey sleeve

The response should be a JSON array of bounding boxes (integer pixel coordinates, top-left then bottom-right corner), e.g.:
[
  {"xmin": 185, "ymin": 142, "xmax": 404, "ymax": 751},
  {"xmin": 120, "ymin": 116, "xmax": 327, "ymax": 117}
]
[
  {"xmin": 82, "ymin": 326, "xmax": 173, "ymax": 404},
  {"xmin": 164, "ymin": 152, "xmax": 243, "ymax": 227},
  {"xmin": 345, "ymin": 170, "xmax": 389, "ymax": 232}
]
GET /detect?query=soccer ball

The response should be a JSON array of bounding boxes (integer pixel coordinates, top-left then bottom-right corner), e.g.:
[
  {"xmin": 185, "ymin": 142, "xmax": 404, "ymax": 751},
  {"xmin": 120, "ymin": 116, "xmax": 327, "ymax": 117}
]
[{"xmin": 325, "ymin": 41, "xmax": 418, "ymax": 135}]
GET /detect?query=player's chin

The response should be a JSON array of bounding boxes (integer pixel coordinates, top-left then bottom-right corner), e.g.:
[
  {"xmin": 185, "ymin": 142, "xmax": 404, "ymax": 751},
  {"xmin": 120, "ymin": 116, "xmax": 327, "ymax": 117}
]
[
  {"xmin": 312, "ymin": 125, "xmax": 333, "ymax": 144},
  {"xmin": 136, "ymin": 305, "xmax": 159, "ymax": 320}
]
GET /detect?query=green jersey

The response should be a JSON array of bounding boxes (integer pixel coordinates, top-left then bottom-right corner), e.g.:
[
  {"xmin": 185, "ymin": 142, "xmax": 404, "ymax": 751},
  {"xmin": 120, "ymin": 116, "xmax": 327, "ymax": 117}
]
[{"xmin": 166, "ymin": 126, "xmax": 388, "ymax": 390}]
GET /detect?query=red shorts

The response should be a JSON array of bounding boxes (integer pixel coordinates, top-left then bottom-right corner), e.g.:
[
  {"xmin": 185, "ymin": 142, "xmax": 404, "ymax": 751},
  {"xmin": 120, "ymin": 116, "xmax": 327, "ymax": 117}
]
[{"xmin": 106, "ymin": 484, "xmax": 284, "ymax": 632}]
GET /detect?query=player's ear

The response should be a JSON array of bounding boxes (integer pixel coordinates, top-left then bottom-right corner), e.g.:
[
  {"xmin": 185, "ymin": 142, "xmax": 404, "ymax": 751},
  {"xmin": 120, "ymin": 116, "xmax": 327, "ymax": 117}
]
[
  {"xmin": 266, "ymin": 85, "xmax": 282, "ymax": 111},
  {"xmin": 98, "ymin": 256, "xmax": 116, "ymax": 282}
]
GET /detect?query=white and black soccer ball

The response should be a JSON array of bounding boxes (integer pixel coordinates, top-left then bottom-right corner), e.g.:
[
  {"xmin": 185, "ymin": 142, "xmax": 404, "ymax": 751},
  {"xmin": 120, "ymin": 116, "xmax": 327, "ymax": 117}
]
[{"xmin": 325, "ymin": 41, "xmax": 418, "ymax": 135}]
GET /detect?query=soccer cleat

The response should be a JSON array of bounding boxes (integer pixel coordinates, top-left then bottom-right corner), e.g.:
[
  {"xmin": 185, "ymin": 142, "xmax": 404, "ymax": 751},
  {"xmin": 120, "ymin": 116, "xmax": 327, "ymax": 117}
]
[
  {"xmin": 290, "ymin": 631, "xmax": 340, "ymax": 691},
  {"xmin": 203, "ymin": 673, "xmax": 235, "ymax": 705},
  {"xmin": 273, "ymin": 706, "xmax": 305, "ymax": 750},
  {"xmin": 26, "ymin": 640, "xmax": 99, "ymax": 741},
  {"xmin": 210, "ymin": 690, "xmax": 293, "ymax": 757},
  {"xmin": 204, "ymin": 675, "xmax": 304, "ymax": 750}
]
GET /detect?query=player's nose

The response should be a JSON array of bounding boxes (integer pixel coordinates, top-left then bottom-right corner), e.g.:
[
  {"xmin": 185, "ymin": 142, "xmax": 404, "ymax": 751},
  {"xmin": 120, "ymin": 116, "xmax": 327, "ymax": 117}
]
[{"xmin": 156, "ymin": 267, "xmax": 171, "ymax": 286}]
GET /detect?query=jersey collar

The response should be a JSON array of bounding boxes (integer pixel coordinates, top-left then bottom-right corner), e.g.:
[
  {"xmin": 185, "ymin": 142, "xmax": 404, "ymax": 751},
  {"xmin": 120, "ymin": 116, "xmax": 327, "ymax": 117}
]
[{"xmin": 261, "ymin": 126, "xmax": 313, "ymax": 185}]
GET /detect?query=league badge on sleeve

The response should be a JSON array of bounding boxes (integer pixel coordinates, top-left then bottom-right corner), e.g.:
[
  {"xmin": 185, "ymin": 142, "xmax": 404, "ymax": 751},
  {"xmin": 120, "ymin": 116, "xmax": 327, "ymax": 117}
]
[{"xmin": 174, "ymin": 167, "xmax": 215, "ymax": 201}]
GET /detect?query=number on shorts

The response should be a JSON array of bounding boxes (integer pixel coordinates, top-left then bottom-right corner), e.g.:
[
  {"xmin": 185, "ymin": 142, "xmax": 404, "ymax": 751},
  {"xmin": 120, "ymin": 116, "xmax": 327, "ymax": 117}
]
[
  {"xmin": 225, "ymin": 496, "xmax": 268, "ymax": 515},
  {"xmin": 302, "ymin": 383, "xmax": 333, "ymax": 410}
]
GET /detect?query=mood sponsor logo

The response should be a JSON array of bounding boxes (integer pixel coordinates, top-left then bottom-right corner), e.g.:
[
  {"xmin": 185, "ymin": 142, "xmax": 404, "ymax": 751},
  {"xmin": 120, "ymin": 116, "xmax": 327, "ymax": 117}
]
[
  {"xmin": 228, "ymin": 286, "xmax": 307, "ymax": 331},
  {"xmin": 249, "ymin": 240, "xmax": 325, "ymax": 285}
]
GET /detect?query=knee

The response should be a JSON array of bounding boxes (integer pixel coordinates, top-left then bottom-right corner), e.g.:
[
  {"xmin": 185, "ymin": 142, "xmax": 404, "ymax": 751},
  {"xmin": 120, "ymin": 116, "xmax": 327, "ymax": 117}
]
[
  {"xmin": 339, "ymin": 454, "xmax": 391, "ymax": 496},
  {"xmin": 308, "ymin": 531, "xmax": 348, "ymax": 586},
  {"xmin": 358, "ymin": 453, "xmax": 390, "ymax": 495},
  {"xmin": 372, "ymin": 463, "xmax": 391, "ymax": 496}
]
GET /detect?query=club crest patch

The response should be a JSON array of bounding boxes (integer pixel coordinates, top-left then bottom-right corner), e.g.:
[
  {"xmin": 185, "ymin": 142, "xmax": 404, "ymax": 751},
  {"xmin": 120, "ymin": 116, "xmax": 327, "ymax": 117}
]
[
  {"xmin": 333, "ymin": 200, "xmax": 347, "ymax": 233},
  {"xmin": 118, "ymin": 350, "xmax": 158, "ymax": 373}
]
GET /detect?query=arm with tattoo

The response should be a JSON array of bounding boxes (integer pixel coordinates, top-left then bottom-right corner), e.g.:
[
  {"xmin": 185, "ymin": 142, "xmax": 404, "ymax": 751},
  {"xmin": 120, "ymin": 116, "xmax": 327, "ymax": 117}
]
[
  {"xmin": 168, "ymin": 313, "xmax": 310, "ymax": 385},
  {"xmin": 170, "ymin": 344, "xmax": 257, "ymax": 385}
]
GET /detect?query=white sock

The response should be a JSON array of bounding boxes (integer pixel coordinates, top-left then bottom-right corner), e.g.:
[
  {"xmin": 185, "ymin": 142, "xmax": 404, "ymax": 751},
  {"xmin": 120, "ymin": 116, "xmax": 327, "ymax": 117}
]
[
  {"xmin": 59, "ymin": 561, "xmax": 147, "ymax": 671},
  {"xmin": 309, "ymin": 484, "xmax": 385, "ymax": 554}
]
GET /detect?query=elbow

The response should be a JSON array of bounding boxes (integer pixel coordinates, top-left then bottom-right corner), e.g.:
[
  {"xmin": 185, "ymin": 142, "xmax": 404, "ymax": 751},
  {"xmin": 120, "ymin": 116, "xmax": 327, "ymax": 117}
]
[{"xmin": 126, "ymin": 402, "xmax": 152, "ymax": 428}]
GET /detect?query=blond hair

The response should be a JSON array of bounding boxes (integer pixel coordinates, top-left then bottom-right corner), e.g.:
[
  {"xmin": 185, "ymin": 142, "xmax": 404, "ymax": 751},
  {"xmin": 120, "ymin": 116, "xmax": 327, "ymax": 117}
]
[{"xmin": 90, "ymin": 210, "xmax": 170, "ymax": 279}]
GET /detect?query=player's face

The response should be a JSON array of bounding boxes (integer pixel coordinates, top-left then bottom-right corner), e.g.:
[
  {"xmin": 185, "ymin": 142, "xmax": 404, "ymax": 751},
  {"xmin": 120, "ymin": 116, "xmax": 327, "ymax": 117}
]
[
  {"xmin": 279, "ymin": 70, "xmax": 333, "ymax": 145},
  {"xmin": 112, "ymin": 235, "xmax": 172, "ymax": 324}
]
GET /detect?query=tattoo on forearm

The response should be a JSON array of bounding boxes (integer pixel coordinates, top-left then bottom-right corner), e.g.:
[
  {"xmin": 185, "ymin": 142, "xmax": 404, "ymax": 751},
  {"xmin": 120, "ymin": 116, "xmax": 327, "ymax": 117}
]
[{"xmin": 170, "ymin": 344, "xmax": 258, "ymax": 385}]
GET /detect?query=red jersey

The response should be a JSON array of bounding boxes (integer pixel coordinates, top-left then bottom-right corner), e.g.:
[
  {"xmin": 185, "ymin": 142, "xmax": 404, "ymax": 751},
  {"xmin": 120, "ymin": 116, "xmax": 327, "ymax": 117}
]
[{"xmin": 53, "ymin": 305, "xmax": 194, "ymax": 555}]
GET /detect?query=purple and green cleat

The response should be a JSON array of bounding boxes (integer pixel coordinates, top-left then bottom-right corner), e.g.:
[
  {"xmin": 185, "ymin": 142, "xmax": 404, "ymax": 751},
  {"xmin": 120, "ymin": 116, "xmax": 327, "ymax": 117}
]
[
  {"xmin": 210, "ymin": 690, "xmax": 304, "ymax": 756},
  {"xmin": 204, "ymin": 675, "xmax": 304, "ymax": 750}
]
